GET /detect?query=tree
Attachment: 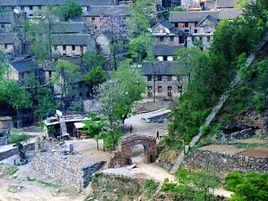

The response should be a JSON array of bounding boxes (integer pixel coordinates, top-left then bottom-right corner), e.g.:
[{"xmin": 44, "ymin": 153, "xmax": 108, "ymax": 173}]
[
  {"xmin": 175, "ymin": 48, "xmax": 208, "ymax": 82},
  {"xmin": 128, "ymin": 34, "xmax": 153, "ymax": 64},
  {"xmin": 23, "ymin": 6, "xmax": 59, "ymax": 62},
  {"xmin": 235, "ymin": 0, "xmax": 248, "ymax": 8},
  {"xmin": 84, "ymin": 66, "xmax": 106, "ymax": 86},
  {"xmin": 82, "ymin": 51, "xmax": 105, "ymax": 72},
  {"xmin": 110, "ymin": 60, "xmax": 146, "ymax": 123},
  {"xmin": 55, "ymin": 1, "xmax": 82, "ymax": 21},
  {"xmin": 162, "ymin": 167, "xmax": 220, "ymax": 201},
  {"xmin": 225, "ymin": 171, "xmax": 268, "ymax": 201},
  {"xmin": 99, "ymin": 7, "xmax": 129, "ymax": 70},
  {"xmin": 98, "ymin": 61, "xmax": 145, "ymax": 149},
  {"xmin": 128, "ymin": 0, "xmax": 157, "ymax": 37},
  {"xmin": 81, "ymin": 112, "xmax": 108, "ymax": 150},
  {"xmin": 53, "ymin": 60, "xmax": 82, "ymax": 111},
  {"xmin": 0, "ymin": 63, "xmax": 30, "ymax": 113}
]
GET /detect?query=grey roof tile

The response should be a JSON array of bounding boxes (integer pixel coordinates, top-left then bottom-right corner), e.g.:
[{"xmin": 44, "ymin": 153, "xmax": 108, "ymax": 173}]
[
  {"xmin": 152, "ymin": 44, "xmax": 184, "ymax": 56},
  {"xmin": 142, "ymin": 61, "xmax": 186, "ymax": 76},
  {"xmin": 0, "ymin": 33, "xmax": 17, "ymax": 44},
  {"xmin": 51, "ymin": 34, "xmax": 95, "ymax": 49}
]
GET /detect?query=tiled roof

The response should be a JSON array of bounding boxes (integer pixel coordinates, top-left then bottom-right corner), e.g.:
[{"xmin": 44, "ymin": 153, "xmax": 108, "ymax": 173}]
[
  {"xmin": 218, "ymin": 8, "xmax": 243, "ymax": 20},
  {"xmin": 51, "ymin": 34, "xmax": 95, "ymax": 48},
  {"xmin": 10, "ymin": 58, "xmax": 38, "ymax": 72},
  {"xmin": 142, "ymin": 61, "xmax": 186, "ymax": 76},
  {"xmin": 0, "ymin": 0, "xmax": 114, "ymax": 6},
  {"xmin": 0, "ymin": 33, "xmax": 17, "ymax": 44},
  {"xmin": 52, "ymin": 22, "xmax": 88, "ymax": 34},
  {"xmin": 169, "ymin": 11, "xmax": 219, "ymax": 23},
  {"xmin": 169, "ymin": 9, "xmax": 243, "ymax": 22},
  {"xmin": 85, "ymin": 5, "xmax": 130, "ymax": 16},
  {"xmin": 152, "ymin": 44, "xmax": 184, "ymax": 56},
  {"xmin": 0, "ymin": 12, "xmax": 15, "ymax": 23}
]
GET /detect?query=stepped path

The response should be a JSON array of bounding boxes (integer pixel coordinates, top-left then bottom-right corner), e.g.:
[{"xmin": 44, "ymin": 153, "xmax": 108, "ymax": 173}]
[{"xmin": 170, "ymin": 36, "xmax": 268, "ymax": 174}]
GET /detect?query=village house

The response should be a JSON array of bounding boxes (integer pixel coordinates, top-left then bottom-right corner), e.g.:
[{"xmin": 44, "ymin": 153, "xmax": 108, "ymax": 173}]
[
  {"xmin": 0, "ymin": 0, "xmax": 115, "ymax": 17},
  {"xmin": 141, "ymin": 61, "xmax": 188, "ymax": 100},
  {"xmin": 51, "ymin": 34, "xmax": 95, "ymax": 57},
  {"xmin": 84, "ymin": 5, "xmax": 131, "ymax": 29},
  {"xmin": 169, "ymin": 9, "xmax": 243, "ymax": 49},
  {"xmin": 152, "ymin": 44, "xmax": 184, "ymax": 61},
  {"xmin": 0, "ymin": 33, "xmax": 18, "ymax": 55},
  {"xmin": 0, "ymin": 12, "xmax": 15, "ymax": 33},
  {"xmin": 6, "ymin": 58, "xmax": 46, "ymax": 86}
]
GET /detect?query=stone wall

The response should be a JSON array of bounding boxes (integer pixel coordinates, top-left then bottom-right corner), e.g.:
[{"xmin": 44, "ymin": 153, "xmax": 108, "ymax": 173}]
[
  {"xmin": 89, "ymin": 172, "xmax": 150, "ymax": 201},
  {"xmin": 0, "ymin": 141, "xmax": 35, "ymax": 161},
  {"xmin": 183, "ymin": 149, "xmax": 268, "ymax": 174},
  {"xmin": 31, "ymin": 152, "xmax": 104, "ymax": 191}
]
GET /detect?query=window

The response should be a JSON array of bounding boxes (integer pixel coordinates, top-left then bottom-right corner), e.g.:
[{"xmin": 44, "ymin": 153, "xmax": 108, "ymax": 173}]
[
  {"xmin": 38, "ymin": 6, "xmax": 41, "ymax": 10},
  {"xmin": 21, "ymin": 6, "xmax": 24, "ymax": 10},
  {"xmin": 167, "ymin": 86, "xmax": 172, "ymax": 97},
  {"xmin": 179, "ymin": 36, "xmax": 184, "ymax": 44},
  {"xmin": 185, "ymin": 22, "xmax": 189, "ymax": 27},
  {"xmin": 157, "ymin": 75, "xmax": 162, "ymax": 81},
  {"xmin": 207, "ymin": 36, "xmax": 211, "ymax": 42},
  {"xmin": 147, "ymin": 75, "xmax": 152, "ymax": 81},
  {"xmin": 4, "ymin": 44, "xmax": 8, "ymax": 49},
  {"xmin": 72, "ymin": 45, "xmax": 75, "ymax": 51},
  {"xmin": 175, "ymin": 23, "xmax": 178, "ymax": 28},
  {"xmin": 54, "ymin": 46, "xmax": 57, "ymax": 51},
  {"xmin": 163, "ymin": 56, "xmax": 168, "ymax": 61},
  {"xmin": 29, "ymin": 6, "xmax": 33, "ymax": 10},
  {"xmin": 92, "ymin": 17, "xmax": 95, "ymax": 23},
  {"xmin": 170, "ymin": 36, "xmax": 174, "ymax": 42},
  {"xmin": 178, "ymin": 86, "xmax": 182, "ymax": 93},
  {"xmin": 167, "ymin": 75, "xmax": 172, "ymax": 81},
  {"xmin": 194, "ymin": 29, "xmax": 198, "ymax": 33},
  {"xmin": 147, "ymin": 86, "xmax": 153, "ymax": 97},
  {"xmin": 48, "ymin": 71, "xmax": 52, "ymax": 78},
  {"xmin": 159, "ymin": 36, "xmax": 164, "ymax": 42},
  {"xmin": 157, "ymin": 86, "xmax": 162, "ymax": 93},
  {"xmin": 1, "ymin": 24, "xmax": 4, "ymax": 28},
  {"xmin": 63, "ymin": 45, "xmax": 66, "ymax": 51}
]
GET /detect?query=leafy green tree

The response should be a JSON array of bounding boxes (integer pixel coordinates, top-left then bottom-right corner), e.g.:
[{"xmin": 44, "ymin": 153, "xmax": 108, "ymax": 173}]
[
  {"xmin": 81, "ymin": 112, "xmax": 108, "ymax": 150},
  {"xmin": 168, "ymin": 1, "xmax": 268, "ymax": 147},
  {"xmin": 128, "ymin": 0, "xmax": 156, "ymax": 37},
  {"xmin": 225, "ymin": 171, "xmax": 268, "ymax": 201},
  {"xmin": 55, "ymin": 1, "xmax": 82, "ymax": 21},
  {"xmin": 162, "ymin": 167, "xmax": 220, "ymax": 201},
  {"xmin": 53, "ymin": 59, "xmax": 82, "ymax": 110},
  {"xmin": 82, "ymin": 51, "xmax": 105, "ymax": 71},
  {"xmin": 128, "ymin": 34, "xmax": 153, "ymax": 63},
  {"xmin": 84, "ymin": 66, "xmax": 106, "ymax": 86},
  {"xmin": 109, "ymin": 60, "xmax": 146, "ymax": 123},
  {"xmin": 235, "ymin": 0, "xmax": 248, "ymax": 8}
]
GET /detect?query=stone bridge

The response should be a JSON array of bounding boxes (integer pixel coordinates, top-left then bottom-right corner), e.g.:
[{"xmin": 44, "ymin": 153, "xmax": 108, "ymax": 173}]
[{"xmin": 105, "ymin": 134, "xmax": 157, "ymax": 168}]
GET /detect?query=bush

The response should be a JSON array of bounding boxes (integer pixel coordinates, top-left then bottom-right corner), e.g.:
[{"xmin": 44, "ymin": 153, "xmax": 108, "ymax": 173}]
[
  {"xmin": 225, "ymin": 171, "xmax": 268, "ymax": 201},
  {"xmin": 144, "ymin": 179, "xmax": 158, "ymax": 196},
  {"xmin": 8, "ymin": 133, "xmax": 29, "ymax": 144}
]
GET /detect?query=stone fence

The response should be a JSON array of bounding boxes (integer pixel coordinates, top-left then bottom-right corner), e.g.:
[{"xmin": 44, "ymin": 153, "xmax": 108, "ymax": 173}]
[
  {"xmin": 183, "ymin": 149, "xmax": 268, "ymax": 174},
  {"xmin": 0, "ymin": 140, "xmax": 35, "ymax": 161},
  {"xmin": 31, "ymin": 152, "xmax": 104, "ymax": 191}
]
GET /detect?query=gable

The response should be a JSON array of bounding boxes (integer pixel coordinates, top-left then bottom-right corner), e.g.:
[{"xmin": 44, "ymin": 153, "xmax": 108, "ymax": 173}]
[
  {"xmin": 198, "ymin": 18, "xmax": 215, "ymax": 27},
  {"xmin": 152, "ymin": 24, "xmax": 171, "ymax": 35}
]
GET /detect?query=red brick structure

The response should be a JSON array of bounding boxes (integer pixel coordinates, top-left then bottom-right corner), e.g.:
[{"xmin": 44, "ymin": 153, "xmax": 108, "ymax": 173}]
[{"xmin": 106, "ymin": 134, "xmax": 157, "ymax": 168}]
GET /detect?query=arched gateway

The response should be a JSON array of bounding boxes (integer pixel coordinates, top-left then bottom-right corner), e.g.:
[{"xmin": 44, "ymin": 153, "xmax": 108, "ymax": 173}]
[{"xmin": 105, "ymin": 134, "xmax": 157, "ymax": 168}]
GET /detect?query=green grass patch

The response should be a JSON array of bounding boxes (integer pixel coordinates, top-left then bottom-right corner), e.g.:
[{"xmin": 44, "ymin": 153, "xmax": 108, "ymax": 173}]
[{"xmin": 8, "ymin": 133, "xmax": 29, "ymax": 144}]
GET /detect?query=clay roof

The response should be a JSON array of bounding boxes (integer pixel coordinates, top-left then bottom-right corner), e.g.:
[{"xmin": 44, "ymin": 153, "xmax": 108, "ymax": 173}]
[
  {"xmin": 152, "ymin": 44, "xmax": 184, "ymax": 56},
  {"xmin": 142, "ymin": 61, "xmax": 186, "ymax": 76}
]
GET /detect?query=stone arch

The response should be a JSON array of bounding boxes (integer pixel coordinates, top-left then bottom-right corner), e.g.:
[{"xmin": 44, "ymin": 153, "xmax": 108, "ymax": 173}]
[{"xmin": 105, "ymin": 134, "xmax": 157, "ymax": 168}]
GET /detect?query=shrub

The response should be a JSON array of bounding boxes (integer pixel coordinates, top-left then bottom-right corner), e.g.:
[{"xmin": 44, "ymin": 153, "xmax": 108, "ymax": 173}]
[
  {"xmin": 144, "ymin": 179, "xmax": 158, "ymax": 196},
  {"xmin": 225, "ymin": 171, "xmax": 268, "ymax": 201},
  {"xmin": 8, "ymin": 133, "xmax": 29, "ymax": 144}
]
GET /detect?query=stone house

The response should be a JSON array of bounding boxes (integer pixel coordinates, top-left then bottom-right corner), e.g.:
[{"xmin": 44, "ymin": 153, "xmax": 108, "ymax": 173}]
[
  {"xmin": 0, "ymin": 0, "xmax": 115, "ymax": 17},
  {"xmin": 152, "ymin": 44, "xmax": 184, "ymax": 61},
  {"xmin": 0, "ymin": 33, "xmax": 18, "ymax": 55},
  {"xmin": 141, "ymin": 61, "xmax": 188, "ymax": 99},
  {"xmin": 152, "ymin": 19, "xmax": 187, "ymax": 46},
  {"xmin": 169, "ymin": 9, "xmax": 243, "ymax": 50},
  {"xmin": 6, "ymin": 58, "xmax": 46, "ymax": 86},
  {"xmin": 51, "ymin": 34, "xmax": 95, "ymax": 57},
  {"xmin": 0, "ymin": 12, "xmax": 15, "ymax": 33},
  {"xmin": 84, "ymin": 5, "xmax": 131, "ymax": 29}
]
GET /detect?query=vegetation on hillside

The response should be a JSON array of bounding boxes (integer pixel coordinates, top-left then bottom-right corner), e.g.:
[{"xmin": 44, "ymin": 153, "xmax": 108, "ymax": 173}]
[{"xmin": 166, "ymin": 0, "xmax": 268, "ymax": 150}]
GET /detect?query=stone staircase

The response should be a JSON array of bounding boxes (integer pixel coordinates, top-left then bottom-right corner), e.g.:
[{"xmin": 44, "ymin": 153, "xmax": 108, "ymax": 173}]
[{"xmin": 170, "ymin": 37, "xmax": 267, "ymax": 174}]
